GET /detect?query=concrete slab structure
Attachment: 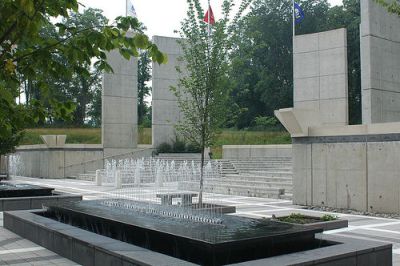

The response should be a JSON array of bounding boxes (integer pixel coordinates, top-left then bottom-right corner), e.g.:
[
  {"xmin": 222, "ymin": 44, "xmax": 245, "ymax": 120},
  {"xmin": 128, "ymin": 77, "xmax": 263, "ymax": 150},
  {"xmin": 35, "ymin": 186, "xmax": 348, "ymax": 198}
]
[
  {"xmin": 291, "ymin": 122, "xmax": 400, "ymax": 214},
  {"xmin": 293, "ymin": 28, "xmax": 349, "ymax": 127},
  {"xmin": 102, "ymin": 49, "xmax": 138, "ymax": 156},
  {"xmin": 361, "ymin": 0, "xmax": 400, "ymax": 124},
  {"xmin": 152, "ymin": 36, "xmax": 185, "ymax": 147}
]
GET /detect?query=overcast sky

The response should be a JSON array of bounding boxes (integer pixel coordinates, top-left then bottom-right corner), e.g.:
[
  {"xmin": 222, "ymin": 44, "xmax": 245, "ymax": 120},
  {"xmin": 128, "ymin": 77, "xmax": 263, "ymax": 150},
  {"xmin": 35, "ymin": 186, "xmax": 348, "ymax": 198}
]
[{"xmin": 79, "ymin": 0, "xmax": 344, "ymax": 38}]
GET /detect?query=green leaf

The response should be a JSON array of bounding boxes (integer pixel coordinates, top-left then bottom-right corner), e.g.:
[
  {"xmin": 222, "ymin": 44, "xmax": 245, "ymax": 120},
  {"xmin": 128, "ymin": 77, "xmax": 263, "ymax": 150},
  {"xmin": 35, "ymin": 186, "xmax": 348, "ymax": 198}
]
[{"xmin": 134, "ymin": 34, "xmax": 149, "ymax": 49}]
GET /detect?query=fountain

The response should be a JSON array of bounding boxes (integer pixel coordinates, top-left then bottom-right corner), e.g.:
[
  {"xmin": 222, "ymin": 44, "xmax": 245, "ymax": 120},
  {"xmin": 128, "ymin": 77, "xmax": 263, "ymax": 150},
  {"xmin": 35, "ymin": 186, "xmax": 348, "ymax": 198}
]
[
  {"xmin": 3, "ymin": 156, "xmax": 392, "ymax": 265},
  {"xmin": 0, "ymin": 155, "xmax": 82, "ymax": 211}
]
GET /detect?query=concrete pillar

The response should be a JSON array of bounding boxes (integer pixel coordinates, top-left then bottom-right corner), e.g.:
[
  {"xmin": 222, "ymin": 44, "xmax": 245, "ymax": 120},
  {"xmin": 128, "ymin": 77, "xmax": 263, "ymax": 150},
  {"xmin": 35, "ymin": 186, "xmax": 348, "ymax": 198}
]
[
  {"xmin": 115, "ymin": 170, "xmax": 122, "ymax": 189},
  {"xmin": 95, "ymin": 169, "xmax": 102, "ymax": 186},
  {"xmin": 102, "ymin": 48, "xmax": 138, "ymax": 158},
  {"xmin": 293, "ymin": 28, "xmax": 349, "ymax": 127},
  {"xmin": 361, "ymin": 0, "xmax": 400, "ymax": 124},
  {"xmin": 152, "ymin": 36, "xmax": 185, "ymax": 147}
]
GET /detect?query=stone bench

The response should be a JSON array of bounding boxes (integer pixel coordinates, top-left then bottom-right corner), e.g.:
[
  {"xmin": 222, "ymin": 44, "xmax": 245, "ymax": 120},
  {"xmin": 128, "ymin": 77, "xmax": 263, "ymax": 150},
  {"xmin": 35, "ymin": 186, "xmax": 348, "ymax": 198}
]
[{"xmin": 156, "ymin": 192, "xmax": 198, "ymax": 206}]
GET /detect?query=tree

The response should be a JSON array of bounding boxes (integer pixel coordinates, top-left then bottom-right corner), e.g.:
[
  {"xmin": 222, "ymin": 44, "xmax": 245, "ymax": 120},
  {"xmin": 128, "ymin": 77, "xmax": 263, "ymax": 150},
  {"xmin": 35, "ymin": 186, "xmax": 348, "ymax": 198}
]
[
  {"xmin": 375, "ymin": 0, "xmax": 400, "ymax": 15},
  {"xmin": 0, "ymin": 0, "xmax": 167, "ymax": 155},
  {"xmin": 138, "ymin": 51, "xmax": 152, "ymax": 126},
  {"xmin": 229, "ymin": 0, "xmax": 361, "ymax": 128},
  {"xmin": 173, "ymin": 0, "xmax": 251, "ymax": 203}
]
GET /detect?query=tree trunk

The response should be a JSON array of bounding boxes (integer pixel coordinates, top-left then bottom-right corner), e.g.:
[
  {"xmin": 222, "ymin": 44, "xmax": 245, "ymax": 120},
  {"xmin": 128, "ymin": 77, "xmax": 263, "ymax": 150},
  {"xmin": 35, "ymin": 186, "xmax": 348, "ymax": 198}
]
[{"xmin": 199, "ymin": 145, "xmax": 205, "ymax": 205}]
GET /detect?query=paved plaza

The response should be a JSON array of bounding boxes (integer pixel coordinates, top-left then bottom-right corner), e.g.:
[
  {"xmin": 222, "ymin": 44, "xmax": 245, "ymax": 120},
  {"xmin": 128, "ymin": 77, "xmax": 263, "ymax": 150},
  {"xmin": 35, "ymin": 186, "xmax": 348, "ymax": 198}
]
[{"xmin": 1, "ymin": 176, "xmax": 400, "ymax": 265}]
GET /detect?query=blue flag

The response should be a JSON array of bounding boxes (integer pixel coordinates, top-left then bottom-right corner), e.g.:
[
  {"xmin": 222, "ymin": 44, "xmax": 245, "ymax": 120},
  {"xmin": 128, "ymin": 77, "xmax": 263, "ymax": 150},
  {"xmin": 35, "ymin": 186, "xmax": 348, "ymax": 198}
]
[{"xmin": 294, "ymin": 2, "xmax": 305, "ymax": 24}]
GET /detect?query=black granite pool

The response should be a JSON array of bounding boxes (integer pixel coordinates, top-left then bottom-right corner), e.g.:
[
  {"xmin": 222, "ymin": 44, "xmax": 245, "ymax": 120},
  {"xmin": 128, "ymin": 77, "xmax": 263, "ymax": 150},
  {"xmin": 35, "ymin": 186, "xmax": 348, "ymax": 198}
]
[
  {"xmin": 42, "ymin": 200, "xmax": 325, "ymax": 265},
  {"xmin": 0, "ymin": 182, "xmax": 54, "ymax": 198}
]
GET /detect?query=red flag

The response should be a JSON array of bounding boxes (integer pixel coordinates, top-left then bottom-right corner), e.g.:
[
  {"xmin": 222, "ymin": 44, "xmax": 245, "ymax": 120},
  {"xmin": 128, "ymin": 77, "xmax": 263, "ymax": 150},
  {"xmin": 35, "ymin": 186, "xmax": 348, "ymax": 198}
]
[{"xmin": 203, "ymin": 6, "xmax": 215, "ymax": 25}]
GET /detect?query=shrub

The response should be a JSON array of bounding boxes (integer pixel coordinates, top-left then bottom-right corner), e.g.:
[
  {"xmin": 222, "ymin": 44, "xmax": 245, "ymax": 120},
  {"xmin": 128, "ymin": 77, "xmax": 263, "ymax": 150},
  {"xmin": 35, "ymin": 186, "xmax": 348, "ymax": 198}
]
[{"xmin": 156, "ymin": 142, "xmax": 172, "ymax": 153}]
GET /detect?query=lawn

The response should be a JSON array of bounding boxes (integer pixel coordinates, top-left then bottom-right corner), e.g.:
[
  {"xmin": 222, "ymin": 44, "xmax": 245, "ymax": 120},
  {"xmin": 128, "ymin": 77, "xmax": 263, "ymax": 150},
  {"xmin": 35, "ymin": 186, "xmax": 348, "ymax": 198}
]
[{"xmin": 20, "ymin": 128, "xmax": 291, "ymax": 158}]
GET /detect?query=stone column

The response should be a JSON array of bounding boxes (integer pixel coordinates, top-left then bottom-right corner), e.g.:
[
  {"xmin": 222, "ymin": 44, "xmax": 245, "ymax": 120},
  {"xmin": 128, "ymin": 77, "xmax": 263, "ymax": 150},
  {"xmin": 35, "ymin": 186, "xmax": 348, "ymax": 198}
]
[
  {"xmin": 293, "ymin": 28, "xmax": 349, "ymax": 127},
  {"xmin": 361, "ymin": 0, "xmax": 400, "ymax": 124},
  {"xmin": 152, "ymin": 36, "xmax": 184, "ymax": 148},
  {"xmin": 102, "ymin": 49, "xmax": 138, "ymax": 158}
]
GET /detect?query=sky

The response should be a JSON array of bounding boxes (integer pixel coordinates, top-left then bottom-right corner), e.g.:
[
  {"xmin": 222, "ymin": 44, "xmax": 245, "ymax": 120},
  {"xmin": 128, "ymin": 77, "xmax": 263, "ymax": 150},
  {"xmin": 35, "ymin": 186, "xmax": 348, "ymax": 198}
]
[{"xmin": 79, "ymin": 0, "xmax": 344, "ymax": 38}]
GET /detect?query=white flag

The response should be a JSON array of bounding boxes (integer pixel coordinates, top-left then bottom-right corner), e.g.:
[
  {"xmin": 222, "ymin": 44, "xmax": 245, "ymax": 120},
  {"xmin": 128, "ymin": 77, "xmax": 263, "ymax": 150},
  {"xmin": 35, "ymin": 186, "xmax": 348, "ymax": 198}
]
[{"xmin": 127, "ymin": 0, "xmax": 137, "ymax": 18}]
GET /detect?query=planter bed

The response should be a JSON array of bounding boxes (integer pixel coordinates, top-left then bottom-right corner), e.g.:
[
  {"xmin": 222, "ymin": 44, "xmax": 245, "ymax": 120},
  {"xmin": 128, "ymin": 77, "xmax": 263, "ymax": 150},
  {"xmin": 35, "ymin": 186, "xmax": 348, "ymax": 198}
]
[
  {"xmin": 275, "ymin": 214, "xmax": 348, "ymax": 231},
  {"xmin": 4, "ymin": 209, "xmax": 391, "ymax": 266}
]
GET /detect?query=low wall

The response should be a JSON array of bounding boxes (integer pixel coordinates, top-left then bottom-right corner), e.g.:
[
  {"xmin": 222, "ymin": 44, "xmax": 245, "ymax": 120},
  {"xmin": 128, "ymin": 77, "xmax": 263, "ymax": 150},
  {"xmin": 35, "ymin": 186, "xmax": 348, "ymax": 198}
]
[
  {"xmin": 13, "ymin": 145, "xmax": 155, "ymax": 179},
  {"xmin": 0, "ymin": 155, "xmax": 7, "ymax": 175},
  {"xmin": 293, "ymin": 122, "xmax": 400, "ymax": 214},
  {"xmin": 222, "ymin": 145, "xmax": 292, "ymax": 159}
]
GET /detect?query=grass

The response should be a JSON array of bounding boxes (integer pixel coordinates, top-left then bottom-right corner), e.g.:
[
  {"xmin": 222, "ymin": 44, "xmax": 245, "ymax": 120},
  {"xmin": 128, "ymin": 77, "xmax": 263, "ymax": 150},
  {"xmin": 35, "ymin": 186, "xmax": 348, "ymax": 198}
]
[
  {"xmin": 20, "ymin": 127, "xmax": 152, "ymax": 145},
  {"xmin": 19, "ymin": 128, "xmax": 290, "ymax": 158},
  {"xmin": 211, "ymin": 130, "xmax": 291, "ymax": 159},
  {"xmin": 276, "ymin": 213, "xmax": 338, "ymax": 224}
]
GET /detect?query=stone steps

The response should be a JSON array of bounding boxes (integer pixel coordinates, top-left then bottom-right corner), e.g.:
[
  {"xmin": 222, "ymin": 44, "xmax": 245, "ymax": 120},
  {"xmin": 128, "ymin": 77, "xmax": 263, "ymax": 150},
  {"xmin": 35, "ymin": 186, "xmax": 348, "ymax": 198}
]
[
  {"xmin": 178, "ymin": 181, "xmax": 285, "ymax": 199},
  {"xmin": 223, "ymin": 174, "xmax": 292, "ymax": 183},
  {"xmin": 208, "ymin": 178, "xmax": 292, "ymax": 192}
]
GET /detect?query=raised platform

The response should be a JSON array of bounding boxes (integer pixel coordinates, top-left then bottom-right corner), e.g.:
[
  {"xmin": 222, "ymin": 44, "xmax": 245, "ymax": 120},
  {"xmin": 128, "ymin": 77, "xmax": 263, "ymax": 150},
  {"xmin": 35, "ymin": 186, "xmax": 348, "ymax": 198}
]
[{"xmin": 4, "ymin": 206, "xmax": 391, "ymax": 266}]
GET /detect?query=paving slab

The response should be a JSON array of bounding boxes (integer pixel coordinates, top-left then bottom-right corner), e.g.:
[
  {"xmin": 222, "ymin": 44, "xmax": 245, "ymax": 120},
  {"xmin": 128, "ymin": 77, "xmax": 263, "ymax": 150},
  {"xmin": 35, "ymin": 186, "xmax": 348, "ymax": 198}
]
[{"xmin": 2, "ymin": 176, "xmax": 400, "ymax": 265}]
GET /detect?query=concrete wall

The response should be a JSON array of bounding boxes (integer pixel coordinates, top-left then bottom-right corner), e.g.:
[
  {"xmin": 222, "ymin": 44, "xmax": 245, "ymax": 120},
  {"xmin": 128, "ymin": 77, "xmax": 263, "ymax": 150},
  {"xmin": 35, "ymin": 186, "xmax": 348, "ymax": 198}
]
[
  {"xmin": 152, "ymin": 36, "xmax": 184, "ymax": 147},
  {"xmin": 0, "ymin": 156, "xmax": 7, "ymax": 175},
  {"xmin": 102, "ymin": 49, "xmax": 138, "ymax": 157},
  {"xmin": 293, "ymin": 28, "xmax": 348, "ymax": 126},
  {"xmin": 14, "ymin": 145, "xmax": 104, "ymax": 179},
  {"xmin": 223, "ymin": 145, "xmax": 292, "ymax": 159},
  {"xmin": 361, "ymin": 0, "xmax": 400, "ymax": 124},
  {"xmin": 293, "ymin": 122, "xmax": 400, "ymax": 213}
]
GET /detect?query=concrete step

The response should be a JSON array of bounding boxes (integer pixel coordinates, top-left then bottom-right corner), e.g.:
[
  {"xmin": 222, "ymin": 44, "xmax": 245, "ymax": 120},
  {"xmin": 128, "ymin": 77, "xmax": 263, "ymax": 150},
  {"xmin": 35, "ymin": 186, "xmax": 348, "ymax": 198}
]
[
  {"xmin": 77, "ymin": 173, "xmax": 95, "ymax": 181},
  {"xmin": 243, "ymin": 171, "xmax": 293, "ymax": 177},
  {"xmin": 223, "ymin": 174, "xmax": 292, "ymax": 183},
  {"xmin": 179, "ymin": 181, "xmax": 285, "ymax": 199},
  {"xmin": 206, "ymin": 179, "xmax": 292, "ymax": 191}
]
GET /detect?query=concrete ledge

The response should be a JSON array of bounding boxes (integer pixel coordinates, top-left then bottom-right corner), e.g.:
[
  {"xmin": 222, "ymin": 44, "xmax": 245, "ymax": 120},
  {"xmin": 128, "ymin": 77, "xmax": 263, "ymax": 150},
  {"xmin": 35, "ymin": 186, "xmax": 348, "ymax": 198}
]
[
  {"xmin": 0, "ymin": 192, "xmax": 82, "ymax": 211},
  {"xmin": 4, "ymin": 210, "xmax": 196, "ymax": 266},
  {"xmin": 4, "ymin": 210, "xmax": 391, "ymax": 266},
  {"xmin": 222, "ymin": 145, "xmax": 292, "ymax": 160}
]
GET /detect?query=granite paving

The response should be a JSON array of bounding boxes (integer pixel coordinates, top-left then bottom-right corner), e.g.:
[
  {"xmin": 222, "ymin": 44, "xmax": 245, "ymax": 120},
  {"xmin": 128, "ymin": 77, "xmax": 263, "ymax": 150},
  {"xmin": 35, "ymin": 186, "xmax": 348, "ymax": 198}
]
[{"xmin": 1, "ymin": 176, "xmax": 400, "ymax": 265}]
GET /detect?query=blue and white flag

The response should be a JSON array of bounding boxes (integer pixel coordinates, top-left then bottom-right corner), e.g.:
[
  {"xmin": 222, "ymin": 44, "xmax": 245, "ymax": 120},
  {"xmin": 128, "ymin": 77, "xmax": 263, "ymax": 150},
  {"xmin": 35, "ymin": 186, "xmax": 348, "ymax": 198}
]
[
  {"xmin": 127, "ymin": 0, "xmax": 137, "ymax": 18},
  {"xmin": 294, "ymin": 2, "xmax": 305, "ymax": 24}
]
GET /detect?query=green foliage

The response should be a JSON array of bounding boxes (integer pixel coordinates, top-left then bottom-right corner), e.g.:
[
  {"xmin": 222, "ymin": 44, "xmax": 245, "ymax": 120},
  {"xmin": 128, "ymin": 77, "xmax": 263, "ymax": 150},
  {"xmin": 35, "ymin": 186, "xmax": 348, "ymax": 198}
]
[
  {"xmin": 0, "ymin": 0, "xmax": 166, "ymax": 155},
  {"xmin": 174, "ymin": 0, "xmax": 251, "ymax": 203},
  {"xmin": 252, "ymin": 116, "xmax": 280, "ymax": 130},
  {"xmin": 156, "ymin": 138, "xmax": 202, "ymax": 154},
  {"xmin": 156, "ymin": 142, "xmax": 173, "ymax": 153},
  {"xmin": 375, "ymin": 0, "xmax": 400, "ymax": 15},
  {"xmin": 138, "ymin": 51, "xmax": 152, "ymax": 125},
  {"xmin": 321, "ymin": 214, "xmax": 338, "ymax": 221},
  {"xmin": 230, "ymin": 0, "xmax": 361, "ymax": 127},
  {"xmin": 277, "ymin": 213, "xmax": 338, "ymax": 224}
]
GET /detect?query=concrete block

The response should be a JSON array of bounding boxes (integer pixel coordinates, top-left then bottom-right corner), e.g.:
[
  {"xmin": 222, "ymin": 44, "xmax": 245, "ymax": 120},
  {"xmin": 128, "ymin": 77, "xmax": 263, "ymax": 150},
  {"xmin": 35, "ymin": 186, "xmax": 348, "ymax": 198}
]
[
  {"xmin": 318, "ymin": 28, "xmax": 347, "ymax": 50},
  {"xmin": 102, "ymin": 124, "xmax": 138, "ymax": 149},
  {"xmin": 152, "ymin": 99, "xmax": 181, "ymax": 124},
  {"xmin": 367, "ymin": 142, "xmax": 400, "ymax": 213},
  {"xmin": 294, "ymin": 77, "xmax": 319, "ymax": 102},
  {"xmin": 326, "ymin": 143, "xmax": 367, "ymax": 211},
  {"xmin": 102, "ymin": 74, "xmax": 137, "ymax": 98},
  {"xmin": 102, "ymin": 96, "xmax": 137, "ymax": 124},
  {"xmin": 293, "ymin": 51, "xmax": 319, "ymax": 79},
  {"xmin": 311, "ymin": 144, "xmax": 328, "ymax": 206},
  {"xmin": 293, "ymin": 32, "xmax": 318, "ymax": 53},
  {"xmin": 319, "ymin": 98, "xmax": 348, "ymax": 126},
  {"xmin": 361, "ymin": 0, "xmax": 400, "ymax": 123},
  {"xmin": 319, "ymin": 47, "xmax": 347, "ymax": 76},
  {"xmin": 319, "ymin": 74, "xmax": 348, "ymax": 100},
  {"xmin": 292, "ymin": 144, "xmax": 312, "ymax": 205}
]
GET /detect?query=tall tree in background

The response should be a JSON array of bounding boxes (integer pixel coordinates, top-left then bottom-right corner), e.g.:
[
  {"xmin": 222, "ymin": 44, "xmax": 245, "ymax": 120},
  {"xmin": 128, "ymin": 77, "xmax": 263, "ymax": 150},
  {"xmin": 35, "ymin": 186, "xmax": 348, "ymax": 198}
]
[
  {"xmin": 174, "ymin": 0, "xmax": 251, "ymax": 203},
  {"xmin": 229, "ymin": 0, "xmax": 361, "ymax": 128},
  {"xmin": 0, "ymin": 0, "xmax": 167, "ymax": 155},
  {"xmin": 138, "ymin": 51, "xmax": 152, "ymax": 126}
]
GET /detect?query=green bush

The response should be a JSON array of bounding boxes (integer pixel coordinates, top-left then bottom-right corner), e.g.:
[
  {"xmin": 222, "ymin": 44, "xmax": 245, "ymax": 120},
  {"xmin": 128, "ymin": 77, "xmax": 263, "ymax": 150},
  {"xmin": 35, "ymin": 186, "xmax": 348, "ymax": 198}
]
[{"xmin": 156, "ymin": 142, "xmax": 173, "ymax": 153}]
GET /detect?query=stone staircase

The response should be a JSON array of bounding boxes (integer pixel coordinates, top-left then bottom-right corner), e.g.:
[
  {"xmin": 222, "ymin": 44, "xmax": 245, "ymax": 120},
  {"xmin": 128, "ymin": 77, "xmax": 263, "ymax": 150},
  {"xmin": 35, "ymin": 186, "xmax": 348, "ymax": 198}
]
[{"xmin": 74, "ymin": 154, "xmax": 293, "ymax": 200}]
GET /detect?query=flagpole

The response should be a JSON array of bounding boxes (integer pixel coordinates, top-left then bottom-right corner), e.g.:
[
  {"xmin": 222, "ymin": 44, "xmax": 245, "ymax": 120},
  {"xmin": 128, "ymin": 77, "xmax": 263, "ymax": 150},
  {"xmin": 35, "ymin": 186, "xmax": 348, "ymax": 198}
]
[{"xmin": 292, "ymin": 0, "xmax": 295, "ymax": 38}]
